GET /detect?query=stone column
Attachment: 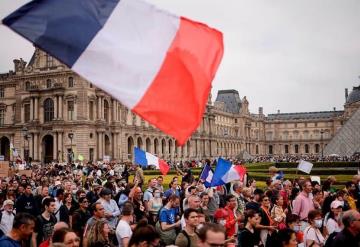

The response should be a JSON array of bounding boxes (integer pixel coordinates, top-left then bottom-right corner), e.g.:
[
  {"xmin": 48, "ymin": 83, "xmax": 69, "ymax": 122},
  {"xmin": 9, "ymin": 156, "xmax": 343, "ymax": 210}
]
[
  {"xmin": 30, "ymin": 98, "xmax": 34, "ymax": 120},
  {"xmin": 34, "ymin": 97, "xmax": 39, "ymax": 120},
  {"xmin": 34, "ymin": 133, "xmax": 38, "ymax": 161},
  {"xmin": 112, "ymin": 100, "xmax": 116, "ymax": 122},
  {"xmin": 101, "ymin": 97, "xmax": 104, "ymax": 120},
  {"xmin": 98, "ymin": 132, "xmax": 103, "ymax": 159},
  {"xmin": 21, "ymin": 105, "xmax": 24, "ymax": 123},
  {"xmin": 29, "ymin": 133, "xmax": 33, "ymax": 161},
  {"xmin": 53, "ymin": 133, "xmax": 58, "ymax": 161},
  {"xmin": 58, "ymin": 96, "xmax": 63, "ymax": 119},
  {"xmin": 58, "ymin": 132, "xmax": 63, "ymax": 162},
  {"xmin": 54, "ymin": 96, "xmax": 58, "ymax": 119}
]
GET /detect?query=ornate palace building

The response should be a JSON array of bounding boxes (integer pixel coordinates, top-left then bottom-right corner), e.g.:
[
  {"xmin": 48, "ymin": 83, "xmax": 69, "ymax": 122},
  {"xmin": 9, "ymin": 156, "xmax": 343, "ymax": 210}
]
[{"xmin": 0, "ymin": 48, "xmax": 359, "ymax": 163}]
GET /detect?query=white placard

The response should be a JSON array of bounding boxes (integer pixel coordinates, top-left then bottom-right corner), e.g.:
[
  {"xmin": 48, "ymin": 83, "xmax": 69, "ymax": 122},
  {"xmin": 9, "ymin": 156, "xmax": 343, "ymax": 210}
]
[{"xmin": 297, "ymin": 160, "xmax": 313, "ymax": 174}]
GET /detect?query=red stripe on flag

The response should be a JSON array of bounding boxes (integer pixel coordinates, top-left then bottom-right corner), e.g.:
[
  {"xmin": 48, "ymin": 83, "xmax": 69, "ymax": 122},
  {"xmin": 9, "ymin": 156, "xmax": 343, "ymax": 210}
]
[
  {"xmin": 233, "ymin": 165, "xmax": 247, "ymax": 182},
  {"xmin": 159, "ymin": 159, "xmax": 170, "ymax": 175},
  {"xmin": 133, "ymin": 17, "xmax": 223, "ymax": 145}
]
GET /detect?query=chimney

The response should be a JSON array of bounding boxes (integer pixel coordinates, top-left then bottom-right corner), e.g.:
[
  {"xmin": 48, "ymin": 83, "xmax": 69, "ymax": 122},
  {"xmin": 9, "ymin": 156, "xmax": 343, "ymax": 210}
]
[
  {"xmin": 345, "ymin": 88, "xmax": 348, "ymax": 101},
  {"xmin": 277, "ymin": 110, "xmax": 280, "ymax": 114},
  {"xmin": 258, "ymin": 107, "xmax": 263, "ymax": 115}
]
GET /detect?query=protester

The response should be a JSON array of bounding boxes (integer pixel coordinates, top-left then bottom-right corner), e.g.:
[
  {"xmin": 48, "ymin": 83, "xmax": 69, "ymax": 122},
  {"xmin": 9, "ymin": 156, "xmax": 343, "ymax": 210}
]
[
  {"xmin": 175, "ymin": 208, "xmax": 199, "ymax": 247},
  {"xmin": 238, "ymin": 209, "xmax": 262, "ymax": 247},
  {"xmin": 116, "ymin": 203, "xmax": 134, "ymax": 247},
  {"xmin": 197, "ymin": 223, "xmax": 226, "ymax": 247},
  {"xmin": 303, "ymin": 210, "xmax": 325, "ymax": 247},
  {"xmin": 0, "ymin": 199, "xmax": 15, "ymax": 236},
  {"xmin": 71, "ymin": 197, "xmax": 91, "ymax": 241},
  {"xmin": 51, "ymin": 228, "xmax": 80, "ymax": 247},
  {"xmin": 87, "ymin": 220, "xmax": 113, "ymax": 247},
  {"xmin": 330, "ymin": 209, "xmax": 360, "ymax": 247},
  {"xmin": 128, "ymin": 220, "xmax": 160, "ymax": 247}
]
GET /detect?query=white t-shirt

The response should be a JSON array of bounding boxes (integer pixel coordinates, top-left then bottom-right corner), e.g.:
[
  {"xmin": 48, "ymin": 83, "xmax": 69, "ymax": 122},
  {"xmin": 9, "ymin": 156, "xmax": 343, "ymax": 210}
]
[
  {"xmin": 325, "ymin": 218, "xmax": 342, "ymax": 235},
  {"xmin": 303, "ymin": 226, "xmax": 325, "ymax": 247},
  {"xmin": 116, "ymin": 220, "xmax": 132, "ymax": 247}
]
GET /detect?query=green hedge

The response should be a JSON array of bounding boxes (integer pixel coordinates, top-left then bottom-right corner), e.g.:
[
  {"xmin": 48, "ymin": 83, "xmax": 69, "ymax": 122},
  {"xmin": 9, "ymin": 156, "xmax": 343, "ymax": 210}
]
[
  {"xmin": 274, "ymin": 162, "xmax": 360, "ymax": 168},
  {"xmin": 246, "ymin": 168, "xmax": 358, "ymax": 175}
]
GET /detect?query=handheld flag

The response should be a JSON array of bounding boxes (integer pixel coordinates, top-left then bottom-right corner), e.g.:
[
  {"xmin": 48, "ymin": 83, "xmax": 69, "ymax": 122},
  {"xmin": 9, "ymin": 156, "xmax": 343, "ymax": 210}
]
[
  {"xmin": 211, "ymin": 158, "xmax": 247, "ymax": 187},
  {"xmin": 3, "ymin": 0, "xmax": 224, "ymax": 145},
  {"xmin": 134, "ymin": 147, "xmax": 170, "ymax": 175},
  {"xmin": 199, "ymin": 164, "xmax": 214, "ymax": 188},
  {"xmin": 297, "ymin": 160, "xmax": 313, "ymax": 174}
]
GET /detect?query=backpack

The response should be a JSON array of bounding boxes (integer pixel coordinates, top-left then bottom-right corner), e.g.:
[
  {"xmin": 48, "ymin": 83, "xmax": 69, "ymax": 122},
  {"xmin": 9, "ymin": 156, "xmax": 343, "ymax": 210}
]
[{"xmin": 178, "ymin": 230, "xmax": 191, "ymax": 247}]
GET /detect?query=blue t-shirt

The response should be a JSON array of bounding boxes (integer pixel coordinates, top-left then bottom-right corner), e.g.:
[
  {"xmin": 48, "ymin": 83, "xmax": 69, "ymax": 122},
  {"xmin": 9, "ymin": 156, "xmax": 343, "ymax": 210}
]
[
  {"xmin": 163, "ymin": 189, "xmax": 179, "ymax": 199},
  {"xmin": 0, "ymin": 236, "xmax": 21, "ymax": 247},
  {"xmin": 159, "ymin": 207, "xmax": 176, "ymax": 224}
]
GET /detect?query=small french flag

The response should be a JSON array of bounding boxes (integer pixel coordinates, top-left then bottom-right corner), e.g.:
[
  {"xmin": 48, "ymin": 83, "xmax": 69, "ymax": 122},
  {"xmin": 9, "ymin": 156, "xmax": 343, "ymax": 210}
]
[
  {"xmin": 211, "ymin": 158, "xmax": 247, "ymax": 187},
  {"xmin": 2, "ymin": 0, "xmax": 223, "ymax": 145},
  {"xmin": 134, "ymin": 147, "xmax": 170, "ymax": 175}
]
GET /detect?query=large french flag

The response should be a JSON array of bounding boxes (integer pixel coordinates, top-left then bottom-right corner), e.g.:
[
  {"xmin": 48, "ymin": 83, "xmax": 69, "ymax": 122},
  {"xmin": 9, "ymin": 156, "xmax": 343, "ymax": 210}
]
[
  {"xmin": 211, "ymin": 158, "xmax": 247, "ymax": 187},
  {"xmin": 2, "ymin": 0, "xmax": 224, "ymax": 145},
  {"xmin": 134, "ymin": 147, "xmax": 170, "ymax": 175}
]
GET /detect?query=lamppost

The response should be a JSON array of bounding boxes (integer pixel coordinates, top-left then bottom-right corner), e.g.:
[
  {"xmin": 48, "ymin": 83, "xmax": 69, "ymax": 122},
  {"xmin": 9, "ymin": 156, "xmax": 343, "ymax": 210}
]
[
  {"xmin": 68, "ymin": 131, "xmax": 74, "ymax": 164},
  {"xmin": 21, "ymin": 126, "xmax": 29, "ymax": 164},
  {"xmin": 320, "ymin": 129, "xmax": 324, "ymax": 161}
]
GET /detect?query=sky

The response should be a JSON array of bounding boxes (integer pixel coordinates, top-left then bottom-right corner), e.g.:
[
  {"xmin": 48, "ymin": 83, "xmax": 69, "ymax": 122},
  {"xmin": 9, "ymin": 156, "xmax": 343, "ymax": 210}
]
[{"xmin": 0, "ymin": 0, "xmax": 360, "ymax": 115}]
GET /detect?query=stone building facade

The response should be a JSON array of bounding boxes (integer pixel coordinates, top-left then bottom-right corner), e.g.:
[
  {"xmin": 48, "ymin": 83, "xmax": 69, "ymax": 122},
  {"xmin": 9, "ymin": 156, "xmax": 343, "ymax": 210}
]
[{"xmin": 0, "ymin": 49, "xmax": 359, "ymax": 163}]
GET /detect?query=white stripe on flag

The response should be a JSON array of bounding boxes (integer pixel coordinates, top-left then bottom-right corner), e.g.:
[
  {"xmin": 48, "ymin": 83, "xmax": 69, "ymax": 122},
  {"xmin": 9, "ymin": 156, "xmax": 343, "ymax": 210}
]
[{"xmin": 73, "ymin": 0, "xmax": 180, "ymax": 108}]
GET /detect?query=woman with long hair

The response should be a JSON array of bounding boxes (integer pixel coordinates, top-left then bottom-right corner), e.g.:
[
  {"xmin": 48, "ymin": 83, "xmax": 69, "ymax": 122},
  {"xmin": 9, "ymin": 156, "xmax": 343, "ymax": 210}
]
[
  {"xmin": 59, "ymin": 192, "xmax": 74, "ymax": 226},
  {"xmin": 52, "ymin": 228, "xmax": 80, "ymax": 247},
  {"xmin": 271, "ymin": 194, "xmax": 286, "ymax": 230},
  {"xmin": 324, "ymin": 200, "xmax": 343, "ymax": 235},
  {"xmin": 87, "ymin": 219, "xmax": 114, "ymax": 247},
  {"xmin": 148, "ymin": 188, "xmax": 163, "ymax": 224},
  {"xmin": 257, "ymin": 195, "xmax": 277, "ymax": 246}
]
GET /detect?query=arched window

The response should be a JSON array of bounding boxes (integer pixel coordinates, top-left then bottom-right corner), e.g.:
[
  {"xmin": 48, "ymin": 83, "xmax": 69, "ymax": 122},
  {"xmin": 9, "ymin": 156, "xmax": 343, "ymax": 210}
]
[
  {"xmin": 104, "ymin": 100, "xmax": 109, "ymax": 122},
  {"xmin": 44, "ymin": 98, "xmax": 54, "ymax": 122},
  {"xmin": 285, "ymin": 145, "xmax": 289, "ymax": 154},
  {"xmin": 46, "ymin": 79, "xmax": 52, "ymax": 88},
  {"xmin": 305, "ymin": 144, "xmax": 309, "ymax": 153},
  {"xmin": 315, "ymin": 144, "xmax": 320, "ymax": 153},
  {"xmin": 295, "ymin": 144, "xmax": 299, "ymax": 154},
  {"xmin": 68, "ymin": 77, "xmax": 74, "ymax": 88},
  {"xmin": 268, "ymin": 145, "xmax": 273, "ymax": 155},
  {"xmin": 146, "ymin": 138, "xmax": 151, "ymax": 152},
  {"xmin": 256, "ymin": 145, "xmax": 259, "ymax": 154}
]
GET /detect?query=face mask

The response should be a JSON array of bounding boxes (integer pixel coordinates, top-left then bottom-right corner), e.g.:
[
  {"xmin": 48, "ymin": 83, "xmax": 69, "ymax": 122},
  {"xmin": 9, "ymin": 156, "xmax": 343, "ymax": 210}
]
[
  {"xmin": 219, "ymin": 219, "xmax": 226, "ymax": 226},
  {"xmin": 293, "ymin": 225, "xmax": 301, "ymax": 232},
  {"xmin": 154, "ymin": 193, "xmax": 161, "ymax": 198},
  {"xmin": 314, "ymin": 219, "xmax": 323, "ymax": 228}
]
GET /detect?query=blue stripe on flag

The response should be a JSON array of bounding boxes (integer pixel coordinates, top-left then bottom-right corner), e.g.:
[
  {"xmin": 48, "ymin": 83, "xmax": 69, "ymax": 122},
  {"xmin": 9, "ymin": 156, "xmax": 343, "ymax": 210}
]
[
  {"xmin": 211, "ymin": 158, "xmax": 232, "ymax": 187},
  {"xmin": 2, "ymin": 0, "xmax": 119, "ymax": 67},
  {"xmin": 134, "ymin": 147, "xmax": 148, "ymax": 167}
]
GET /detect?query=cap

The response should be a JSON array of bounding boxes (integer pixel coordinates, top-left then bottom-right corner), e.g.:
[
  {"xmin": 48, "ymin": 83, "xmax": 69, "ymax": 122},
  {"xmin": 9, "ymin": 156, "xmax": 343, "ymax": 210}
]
[
  {"xmin": 3, "ymin": 199, "xmax": 14, "ymax": 206},
  {"xmin": 330, "ymin": 200, "xmax": 343, "ymax": 209},
  {"xmin": 100, "ymin": 188, "xmax": 112, "ymax": 196}
]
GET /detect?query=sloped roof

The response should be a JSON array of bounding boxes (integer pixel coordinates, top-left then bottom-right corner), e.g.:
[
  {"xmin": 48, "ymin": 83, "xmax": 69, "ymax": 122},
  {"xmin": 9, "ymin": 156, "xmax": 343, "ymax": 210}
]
[
  {"xmin": 215, "ymin": 90, "xmax": 242, "ymax": 114},
  {"xmin": 267, "ymin": 111, "xmax": 344, "ymax": 120}
]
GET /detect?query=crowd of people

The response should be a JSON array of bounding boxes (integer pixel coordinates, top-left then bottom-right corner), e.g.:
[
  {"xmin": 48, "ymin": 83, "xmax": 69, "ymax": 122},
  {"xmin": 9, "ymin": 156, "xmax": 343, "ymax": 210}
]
[
  {"xmin": 0, "ymin": 159, "xmax": 359, "ymax": 247},
  {"xmin": 247, "ymin": 154, "xmax": 360, "ymax": 163}
]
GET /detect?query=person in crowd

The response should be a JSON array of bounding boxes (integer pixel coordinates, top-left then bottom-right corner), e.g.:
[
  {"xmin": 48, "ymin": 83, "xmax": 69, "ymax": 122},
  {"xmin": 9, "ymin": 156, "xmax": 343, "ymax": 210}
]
[
  {"xmin": 257, "ymin": 195, "xmax": 277, "ymax": 247},
  {"xmin": 330, "ymin": 209, "xmax": 360, "ymax": 247},
  {"xmin": 59, "ymin": 192, "xmax": 75, "ymax": 226},
  {"xmin": 143, "ymin": 178, "xmax": 157, "ymax": 213},
  {"xmin": 34, "ymin": 186, "xmax": 49, "ymax": 214},
  {"xmin": 15, "ymin": 184, "xmax": 38, "ymax": 215},
  {"xmin": 147, "ymin": 188, "xmax": 163, "ymax": 224},
  {"xmin": 97, "ymin": 188, "xmax": 120, "ymax": 230},
  {"xmin": 181, "ymin": 195, "xmax": 201, "ymax": 228},
  {"xmin": 224, "ymin": 194, "xmax": 239, "ymax": 239},
  {"xmin": 303, "ymin": 210, "xmax": 325, "ymax": 247},
  {"xmin": 54, "ymin": 189, "xmax": 64, "ymax": 222},
  {"xmin": 232, "ymin": 181, "xmax": 246, "ymax": 215},
  {"xmin": 238, "ymin": 209, "xmax": 262, "ymax": 247},
  {"xmin": 33, "ymin": 197, "xmax": 57, "ymax": 247},
  {"xmin": 286, "ymin": 214, "xmax": 303, "ymax": 245},
  {"xmin": 51, "ymin": 227, "xmax": 80, "ymax": 247},
  {"xmin": 129, "ymin": 185, "xmax": 146, "ymax": 223},
  {"xmin": 163, "ymin": 180, "xmax": 180, "ymax": 199},
  {"xmin": 276, "ymin": 228, "xmax": 298, "ymax": 247},
  {"xmin": 247, "ymin": 178, "xmax": 257, "ymax": 194},
  {"xmin": 293, "ymin": 180, "xmax": 315, "ymax": 230},
  {"xmin": 128, "ymin": 221, "xmax": 160, "ymax": 247},
  {"xmin": 116, "ymin": 202, "xmax": 134, "ymax": 247},
  {"xmin": 324, "ymin": 200, "xmax": 343, "ymax": 235},
  {"xmin": 157, "ymin": 195, "xmax": 181, "ymax": 245},
  {"xmin": 155, "ymin": 176, "xmax": 164, "ymax": 193},
  {"xmin": 0, "ymin": 213, "xmax": 36, "ymax": 247},
  {"xmin": 280, "ymin": 180, "xmax": 292, "ymax": 210},
  {"xmin": 197, "ymin": 223, "xmax": 226, "ymax": 247},
  {"xmin": 133, "ymin": 165, "xmax": 144, "ymax": 188},
  {"xmin": 87, "ymin": 220, "xmax": 113, "ymax": 247},
  {"xmin": 246, "ymin": 188, "xmax": 264, "ymax": 212},
  {"xmin": 312, "ymin": 189, "xmax": 324, "ymax": 210},
  {"xmin": 271, "ymin": 194, "xmax": 287, "ymax": 229},
  {"xmin": 72, "ymin": 197, "xmax": 91, "ymax": 241},
  {"xmin": 0, "ymin": 199, "xmax": 15, "ymax": 237},
  {"xmin": 39, "ymin": 222, "xmax": 69, "ymax": 247},
  {"xmin": 175, "ymin": 208, "xmax": 199, "ymax": 247},
  {"xmin": 199, "ymin": 192, "xmax": 210, "ymax": 219},
  {"xmin": 84, "ymin": 202, "xmax": 106, "ymax": 238}
]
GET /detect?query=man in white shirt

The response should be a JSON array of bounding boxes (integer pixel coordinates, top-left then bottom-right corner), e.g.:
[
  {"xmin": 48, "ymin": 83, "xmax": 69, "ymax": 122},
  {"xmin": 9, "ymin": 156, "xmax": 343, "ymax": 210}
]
[
  {"xmin": 116, "ymin": 203, "xmax": 133, "ymax": 247},
  {"xmin": 97, "ymin": 188, "xmax": 120, "ymax": 229},
  {"xmin": 0, "ymin": 200, "xmax": 15, "ymax": 236}
]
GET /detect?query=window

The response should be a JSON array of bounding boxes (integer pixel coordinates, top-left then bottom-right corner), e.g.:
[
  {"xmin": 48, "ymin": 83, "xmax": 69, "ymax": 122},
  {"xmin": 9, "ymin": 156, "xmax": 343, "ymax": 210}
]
[
  {"xmin": 44, "ymin": 98, "xmax": 54, "ymax": 122},
  {"xmin": 24, "ymin": 104, "xmax": 30, "ymax": 123},
  {"xmin": 89, "ymin": 101, "xmax": 94, "ymax": 120},
  {"xmin": 269, "ymin": 145, "xmax": 273, "ymax": 154},
  {"xmin": 0, "ymin": 109, "xmax": 4, "ymax": 126},
  {"xmin": 46, "ymin": 79, "xmax": 52, "ymax": 88},
  {"xmin": 68, "ymin": 101, "xmax": 74, "ymax": 120},
  {"xmin": 25, "ymin": 81, "xmax": 31, "ymax": 90},
  {"xmin": 0, "ymin": 87, "xmax": 4, "ymax": 98},
  {"xmin": 89, "ymin": 83, "xmax": 93, "ymax": 88},
  {"xmin": 104, "ymin": 100, "xmax": 109, "ymax": 122},
  {"xmin": 295, "ymin": 144, "xmax": 299, "ymax": 154},
  {"xmin": 68, "ymin": 77, "xmax": 74, "ymax": 88},
  {"xmin": 315, "ymin": 144, "xmax": 320, "ymax": 153},
  {"xmin": 46, "ymin": 55, "xmax": 54, "ymax": 67},
  {"xmin": 256, "ymin": 145, "xmax": 259, "ymax": 154},
  {"xmin": 89, "ymin": 148, "xmax": 94, "ymax": 161},
  {"xmin": 285, "ymin": 145, "xmax": 289, "ymax": 154},
  {"xmin": 305, "ymin": 144, "xmax": 309, "ymax": 153}
]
